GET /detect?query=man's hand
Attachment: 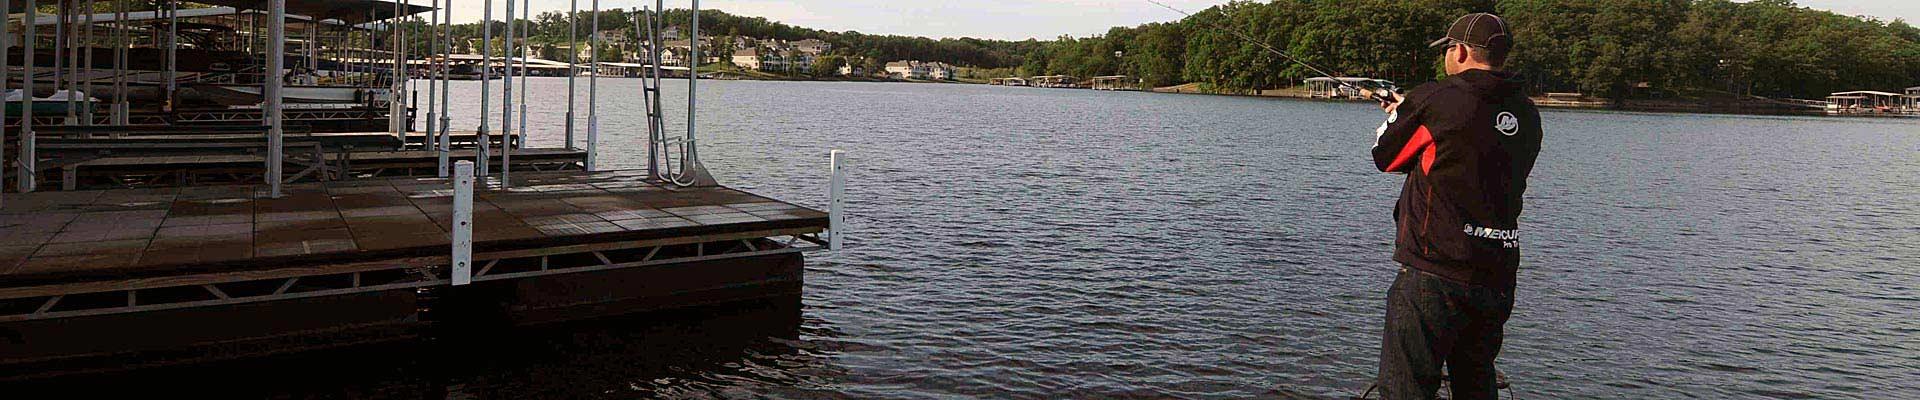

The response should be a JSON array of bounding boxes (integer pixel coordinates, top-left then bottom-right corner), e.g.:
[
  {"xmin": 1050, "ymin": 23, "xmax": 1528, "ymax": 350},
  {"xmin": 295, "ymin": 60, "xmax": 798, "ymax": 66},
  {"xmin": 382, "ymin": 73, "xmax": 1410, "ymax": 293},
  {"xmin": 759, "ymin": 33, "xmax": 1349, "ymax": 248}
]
[{"xmin": 1379, "ymin": 91, "xmax": 1404, "ymax": 114}]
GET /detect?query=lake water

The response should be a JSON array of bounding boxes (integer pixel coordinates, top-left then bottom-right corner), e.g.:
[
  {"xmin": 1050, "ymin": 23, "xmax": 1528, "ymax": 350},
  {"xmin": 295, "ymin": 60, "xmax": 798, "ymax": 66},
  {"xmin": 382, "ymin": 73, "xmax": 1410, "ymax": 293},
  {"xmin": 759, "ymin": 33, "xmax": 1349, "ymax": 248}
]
[{"xmin": 36, "ymin": 78, "xmax": 1920, "ymax": 398}]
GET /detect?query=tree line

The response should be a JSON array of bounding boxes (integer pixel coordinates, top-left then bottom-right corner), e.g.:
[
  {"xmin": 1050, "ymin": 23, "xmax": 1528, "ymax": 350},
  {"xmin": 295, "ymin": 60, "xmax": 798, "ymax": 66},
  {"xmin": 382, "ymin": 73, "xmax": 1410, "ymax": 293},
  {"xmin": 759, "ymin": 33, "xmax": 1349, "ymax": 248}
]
[
  {"xmin": 412, "ymin": 1, "xmax": 1919, "ymax": 99},
  {"xmin": 1016, "ymin": 0, "xmax": 1920, "ymax": 99}
]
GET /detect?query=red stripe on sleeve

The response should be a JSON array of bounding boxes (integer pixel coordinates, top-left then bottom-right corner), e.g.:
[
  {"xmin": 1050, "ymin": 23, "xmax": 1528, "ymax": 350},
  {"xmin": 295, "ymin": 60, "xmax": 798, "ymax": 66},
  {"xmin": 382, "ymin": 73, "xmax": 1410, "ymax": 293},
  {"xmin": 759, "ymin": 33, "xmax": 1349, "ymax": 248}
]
[{"xmin": 1385, "ymin": 125, "xmax": 1433, "ymax": 173}]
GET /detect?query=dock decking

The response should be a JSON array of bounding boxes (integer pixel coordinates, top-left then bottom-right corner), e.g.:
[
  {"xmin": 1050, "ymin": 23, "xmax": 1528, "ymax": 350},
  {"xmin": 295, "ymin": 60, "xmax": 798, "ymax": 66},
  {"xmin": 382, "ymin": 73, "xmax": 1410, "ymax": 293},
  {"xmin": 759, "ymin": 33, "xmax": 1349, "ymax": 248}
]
[{"xmin": 0, "ymin": 169, "xmax": 824, "ymax": 285}]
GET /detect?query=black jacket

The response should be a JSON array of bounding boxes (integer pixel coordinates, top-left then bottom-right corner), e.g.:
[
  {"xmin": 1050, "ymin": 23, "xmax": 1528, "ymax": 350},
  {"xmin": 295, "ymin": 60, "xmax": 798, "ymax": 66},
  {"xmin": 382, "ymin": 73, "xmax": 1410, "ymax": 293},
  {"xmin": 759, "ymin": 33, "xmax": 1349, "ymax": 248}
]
[{"xmin": 1371, "ymin": 69, "xmax": 1541, "ymax": 291}]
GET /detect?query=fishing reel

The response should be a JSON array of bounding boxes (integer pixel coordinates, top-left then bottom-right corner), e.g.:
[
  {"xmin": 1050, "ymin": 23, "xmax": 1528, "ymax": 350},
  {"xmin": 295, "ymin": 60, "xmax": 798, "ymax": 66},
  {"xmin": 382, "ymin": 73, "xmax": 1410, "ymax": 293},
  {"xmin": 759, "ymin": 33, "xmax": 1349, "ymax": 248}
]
[{"xmin": 1354, "ymin": 80, "xmax": 1404, "ymax": 106}]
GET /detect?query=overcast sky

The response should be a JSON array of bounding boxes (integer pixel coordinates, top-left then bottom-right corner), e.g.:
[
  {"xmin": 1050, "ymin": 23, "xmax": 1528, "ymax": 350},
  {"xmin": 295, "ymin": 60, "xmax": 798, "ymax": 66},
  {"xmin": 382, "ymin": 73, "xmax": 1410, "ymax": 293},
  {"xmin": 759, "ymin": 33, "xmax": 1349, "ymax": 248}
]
[{"xmin": 433, "ymin": 0, "xmax": 1920, "ymax": 41}]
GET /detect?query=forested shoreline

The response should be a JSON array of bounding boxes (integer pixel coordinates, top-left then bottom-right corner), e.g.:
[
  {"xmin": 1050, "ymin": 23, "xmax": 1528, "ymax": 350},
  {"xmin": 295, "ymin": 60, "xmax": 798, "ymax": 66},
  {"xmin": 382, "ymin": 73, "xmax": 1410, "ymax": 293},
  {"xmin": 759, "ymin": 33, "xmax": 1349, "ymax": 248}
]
[{"xmin": 426, "ymin": 0, "xmax": 1919, "ymax": 100}]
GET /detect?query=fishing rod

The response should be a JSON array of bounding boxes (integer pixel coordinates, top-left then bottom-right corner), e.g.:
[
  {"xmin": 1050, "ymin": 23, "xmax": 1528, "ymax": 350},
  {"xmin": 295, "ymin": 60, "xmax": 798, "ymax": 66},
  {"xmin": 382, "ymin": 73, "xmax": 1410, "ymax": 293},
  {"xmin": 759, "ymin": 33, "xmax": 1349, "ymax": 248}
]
[{"xmin": 1145, "ymin": 0, "xmax": 1399, "ymax": 103}]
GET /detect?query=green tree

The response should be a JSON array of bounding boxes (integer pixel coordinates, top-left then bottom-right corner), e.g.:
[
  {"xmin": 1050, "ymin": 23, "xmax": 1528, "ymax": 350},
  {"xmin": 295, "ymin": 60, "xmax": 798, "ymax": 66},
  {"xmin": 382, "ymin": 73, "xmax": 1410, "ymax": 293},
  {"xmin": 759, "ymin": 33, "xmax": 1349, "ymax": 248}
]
[{"xmin": 814, "ymin": 55, "xmax": 847, "ymax": 76}]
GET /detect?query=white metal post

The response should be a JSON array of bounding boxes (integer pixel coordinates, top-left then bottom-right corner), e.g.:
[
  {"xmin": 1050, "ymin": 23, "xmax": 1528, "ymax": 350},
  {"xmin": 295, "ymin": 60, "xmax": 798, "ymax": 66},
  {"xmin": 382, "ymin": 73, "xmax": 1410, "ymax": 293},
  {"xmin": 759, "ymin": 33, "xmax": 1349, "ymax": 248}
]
[
  {"xmin": 390, "ymin": 0, "xmax": 404, "ymax": 137},
  {"xmin": 165, "ymin": 0, "xmax": 176, "ymax": 111},
  {"xmin": 266, "ymin": 0, "xmax": 285, "ymax": 197},
  {"xmin": 511, "ymin": 0, "xmax": 526, "ymax": 183},
  {"xmin": 585, "ymin": 0, "xmax": 599, "ymax": 171},
  {"xmin": 500, "ymin": 0, "xmax": 514, "ymax": 187},
  {"xmin": 427, "ymin": 0, "xmax": 440, "ymax": 175},
  {"xmin": 80, "ymin": 0, "xmax": 92, "ymax": 125},
  {"xmin": 565, "ymin": 0, "xmax": 576, "ymax": 150},
  {"xmin": 1, "ymin": 0, "xmax": 9, "ymax": 206},
  {"xmin": 438, "ymin": 2, "xmax": 451, "ymax": 177},
  {"xmin": 829, "ymin": 150, "xmax": 845, "ymax": 251},
  {"xmin": 451, "ymin": 160, "xmax": 474, "ymax": 286},
  {"xmin": 20, "ymin": 0, "xmax": 36, "ymax": 193},
  {"xmin": 476, "ymin": 0, "xmax": 492, "ymax": 178}
]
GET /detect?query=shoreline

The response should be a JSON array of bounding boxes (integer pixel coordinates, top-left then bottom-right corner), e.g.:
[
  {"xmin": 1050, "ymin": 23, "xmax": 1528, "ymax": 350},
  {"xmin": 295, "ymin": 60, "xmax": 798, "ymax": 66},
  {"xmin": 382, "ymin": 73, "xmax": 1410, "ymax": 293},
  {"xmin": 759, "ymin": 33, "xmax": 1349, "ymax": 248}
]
[
  {"xmin": 1144, "ymin": 84, "xmax": 1910, "ymax": 118},
  {"xmin": 651, "ymin": 74, "xmax": 1913, "ymax": 119}
]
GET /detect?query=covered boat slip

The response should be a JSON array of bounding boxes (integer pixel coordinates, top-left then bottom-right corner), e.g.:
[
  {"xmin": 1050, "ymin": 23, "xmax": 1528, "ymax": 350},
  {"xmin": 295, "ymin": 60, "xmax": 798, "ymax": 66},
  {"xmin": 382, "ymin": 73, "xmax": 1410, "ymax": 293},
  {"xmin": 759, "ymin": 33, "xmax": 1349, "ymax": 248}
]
[{"xmin": 0, "ymin": 169, "xmax": 829, "ymax": 370}]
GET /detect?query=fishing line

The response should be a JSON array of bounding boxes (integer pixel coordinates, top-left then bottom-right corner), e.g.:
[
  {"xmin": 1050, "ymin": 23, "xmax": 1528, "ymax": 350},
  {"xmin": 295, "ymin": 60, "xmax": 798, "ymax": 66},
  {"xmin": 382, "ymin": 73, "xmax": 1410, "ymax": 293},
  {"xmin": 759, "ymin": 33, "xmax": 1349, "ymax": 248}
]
[{"xmin": 1143, "ymin": 0, "xmax": 1398, "ymax": 103}]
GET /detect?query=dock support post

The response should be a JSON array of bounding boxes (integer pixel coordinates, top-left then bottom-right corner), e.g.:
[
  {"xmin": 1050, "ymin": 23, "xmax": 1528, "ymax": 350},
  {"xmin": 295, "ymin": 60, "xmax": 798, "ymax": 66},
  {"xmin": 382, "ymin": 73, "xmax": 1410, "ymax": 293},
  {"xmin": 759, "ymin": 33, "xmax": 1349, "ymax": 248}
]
[
  {"xmin": 391, "ymin": 0, "xmax": 405, "ymax": 139},
  {"xmin": 452, "ymin": 160, "xmax": 474, "ymax": 286},
  {"xmin": 439, "ymin": 2, "xmax": 451, "ymax": 178},
  {"xmin": 427, "ymin": 0, "xmax": 440, "ymax": 175},
  {"xmin": 500, "ymin": 0, "xmax": 516, "ymax": 187},
  {"xmin": 585, "ymin": 0, "xmax": 600, "ymax": 171},
  {"xmin": 266, "ymin": 0, "xmax": 285, "ymax": 197},
  {"xmin": 829, "ymin": 150, "xmax": 845, "ymax": 251},
  {"xmin": 511, "ymin": 0, "xmax": 528, "ymax": 183},
  {"xmin": 20, "ymin": 0, "xmax": 36, "ymax": 193},
  {"xmin": 565, "ymin": 0, "xmax": 577, "ymax": 150},
  {"xmin": 165, "ymin": 0, "xmax": 176, "ymax": 112},
  {"xmin": 476, "ymin": 0, "xmax": 493, "ymax": 178},
  {"xmin": 0, "ymin": 0, "xmax": 8, "ymax": 205}
]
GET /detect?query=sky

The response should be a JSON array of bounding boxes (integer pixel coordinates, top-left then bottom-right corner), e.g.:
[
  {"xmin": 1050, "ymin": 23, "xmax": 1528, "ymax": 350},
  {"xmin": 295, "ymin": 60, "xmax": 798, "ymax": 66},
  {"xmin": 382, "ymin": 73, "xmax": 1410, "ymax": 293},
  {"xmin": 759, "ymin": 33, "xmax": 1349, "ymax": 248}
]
[{"xmin": 433, "ymin": 0, "xmax": 1920, "ymax": 41}]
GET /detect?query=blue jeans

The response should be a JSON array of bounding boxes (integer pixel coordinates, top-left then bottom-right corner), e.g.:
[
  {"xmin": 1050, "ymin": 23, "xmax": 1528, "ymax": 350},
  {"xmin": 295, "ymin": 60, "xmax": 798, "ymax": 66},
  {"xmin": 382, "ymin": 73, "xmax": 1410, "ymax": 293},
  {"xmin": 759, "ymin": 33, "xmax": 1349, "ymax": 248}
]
[{"xmin": 1378, "ymin": 266, "xmax": 1514, "ymax": 400}]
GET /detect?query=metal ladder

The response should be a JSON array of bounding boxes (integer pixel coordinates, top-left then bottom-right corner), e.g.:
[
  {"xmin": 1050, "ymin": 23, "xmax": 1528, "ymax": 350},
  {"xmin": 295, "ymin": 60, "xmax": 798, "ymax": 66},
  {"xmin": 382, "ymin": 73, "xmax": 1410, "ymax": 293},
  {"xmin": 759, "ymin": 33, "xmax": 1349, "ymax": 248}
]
[{"xmin": 639, "ymin": 1, "xmax": 715, "ymax": 187}]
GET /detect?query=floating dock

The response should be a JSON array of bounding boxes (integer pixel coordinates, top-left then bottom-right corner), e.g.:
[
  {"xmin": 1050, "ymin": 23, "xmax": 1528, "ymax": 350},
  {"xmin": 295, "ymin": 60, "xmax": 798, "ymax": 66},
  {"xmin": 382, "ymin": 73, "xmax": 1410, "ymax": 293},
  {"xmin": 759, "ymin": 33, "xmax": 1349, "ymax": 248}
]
[
  {"xmin": 0, "ymin": 169, "xmax": 828, "ymax": 377},
  {"xmin": 0, "ymin": 0, "xmax": 841, "ymax": 380}
]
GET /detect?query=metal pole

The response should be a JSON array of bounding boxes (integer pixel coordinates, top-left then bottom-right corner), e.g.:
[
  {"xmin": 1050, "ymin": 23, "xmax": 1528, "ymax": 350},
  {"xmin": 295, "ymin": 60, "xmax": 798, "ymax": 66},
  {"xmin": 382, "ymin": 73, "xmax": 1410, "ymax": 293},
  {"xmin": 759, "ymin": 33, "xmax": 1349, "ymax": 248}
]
[
  {"xmin": 646, "ymin": 2, "xmax": 661, "ymax": 178},
  {"xmin": 451, "ymin": 160, "xmax": 473, "ymax": 286},
  {"xmin": 508, "ymin": 0, "xmax": 526, "ymax": 186},
  {"xmin": 438, "ymin": 0, "xmax": 450, "ymax": 178},
  {"xmin": 427, "ymin": 0, "xmax": 440, "ymax": 175},
  {"xmin": 53, "ymin": 0, "xmax": 66, "ymax": 124},
  {"xmin": 564, "ymin": 0, "xmax": 576, "ymax": 150},
  {"xmin": 165, "ymin": 0, "xmax": 175, "ymax": 111},
  {"xmin": 113, "ymin": 0, "xmax": 127, "ymax": 124},
  {"xmin": 685, "ymin": 0, "xmax": 698, "ymax": 167},
  {"xmin": 80, "ymin": 0, "xmax": 93, "ymax": 125},
  {"xmin": 476, "ymin": 0, "xmax": 491, "ymax": 178},
  {"xmin": 829, "ymin": 150, "xmax": 845, "ymax": 251},
  {"xmin": 20, "ymin": 0, "xmax": 37, "ymax": 192},
  {"xmin": 1, "ymin": 0, "xmax": 11, "ymax": 205},
  {"xmin": 266, "ymin": 0, "xmax": 285, "ymax": 198},
  {"xmin": 391, "ymin": 0, "xmax": 404, "ymax": 137},
  {"xmin": 585, "ymin": 0, "xmax": 598, "ymax": 171},
  {"xmin": 422, "ymin": 0, "xmax": 433, "ymax": 173},
  {"xmin": 499, "ymin": 0, "xmax": 513, "ymax": 186}
]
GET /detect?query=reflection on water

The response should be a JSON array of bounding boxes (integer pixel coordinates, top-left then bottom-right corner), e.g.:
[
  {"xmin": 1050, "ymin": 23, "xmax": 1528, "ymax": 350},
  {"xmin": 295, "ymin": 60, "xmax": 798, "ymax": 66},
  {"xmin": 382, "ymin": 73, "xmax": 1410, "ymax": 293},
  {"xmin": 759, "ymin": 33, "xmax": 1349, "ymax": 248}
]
[{"xmin": 3, "ymin": 296, "xmax": 821, "ymax": 398}]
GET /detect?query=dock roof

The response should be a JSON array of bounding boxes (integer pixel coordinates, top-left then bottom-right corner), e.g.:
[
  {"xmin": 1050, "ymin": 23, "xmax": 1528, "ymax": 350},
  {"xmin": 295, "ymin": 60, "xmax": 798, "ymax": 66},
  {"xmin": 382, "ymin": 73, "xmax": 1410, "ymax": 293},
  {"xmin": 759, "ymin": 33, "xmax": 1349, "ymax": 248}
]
[{"xmin": 13, "ymin": 0, "xmax": 431, "ymax": 23}]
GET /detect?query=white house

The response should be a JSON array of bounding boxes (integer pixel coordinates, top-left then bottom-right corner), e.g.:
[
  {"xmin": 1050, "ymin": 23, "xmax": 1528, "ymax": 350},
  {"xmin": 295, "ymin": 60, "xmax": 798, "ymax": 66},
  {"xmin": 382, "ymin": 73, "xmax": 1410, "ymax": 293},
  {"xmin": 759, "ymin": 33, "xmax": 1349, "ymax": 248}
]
[
  {"xmin": 885, "ymin": 61, "xmax": 956, "ymax": 80},
  {"xmin": 792, "ymin": 38, "xmax": 831, "ymax": 55},
  {"xmin": 732, "ymin": 47, "xmax": 765, "ymax": 70},
  {"xmin": 926, "ymin": 62, "xmax": 956, "ymax": 80},
  {"xmin": 837, "ymin": 63, "xmax": 864, "ymax": 77}
]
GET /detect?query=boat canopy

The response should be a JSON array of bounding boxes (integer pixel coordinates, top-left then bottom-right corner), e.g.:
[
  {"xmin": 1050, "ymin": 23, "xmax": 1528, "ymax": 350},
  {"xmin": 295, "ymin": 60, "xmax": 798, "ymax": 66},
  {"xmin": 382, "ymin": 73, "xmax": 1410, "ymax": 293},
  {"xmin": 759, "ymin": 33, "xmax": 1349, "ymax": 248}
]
[
  {"xmin": 26, "ymin": 6, "xmax": 376, "ymax": 30},
  {"xmin": 10, "ymin": 0, "xmax": 431, "ymax": 24}
]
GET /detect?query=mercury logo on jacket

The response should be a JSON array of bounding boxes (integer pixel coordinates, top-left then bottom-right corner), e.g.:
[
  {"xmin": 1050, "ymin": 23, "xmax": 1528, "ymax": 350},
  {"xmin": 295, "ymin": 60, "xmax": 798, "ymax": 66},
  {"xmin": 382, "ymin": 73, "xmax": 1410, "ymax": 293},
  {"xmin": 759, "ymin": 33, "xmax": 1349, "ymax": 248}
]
[{"xmin": 1371, "ymin": 69, "xmax": 1542, "ymax": 292}]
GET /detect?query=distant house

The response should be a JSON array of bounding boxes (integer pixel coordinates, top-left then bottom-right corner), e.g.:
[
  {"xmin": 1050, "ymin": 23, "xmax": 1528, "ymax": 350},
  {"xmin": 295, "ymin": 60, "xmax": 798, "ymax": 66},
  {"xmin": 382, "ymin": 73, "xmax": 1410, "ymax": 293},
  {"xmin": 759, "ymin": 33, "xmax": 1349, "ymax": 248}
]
[
  {"xmin": 925, "ymin": 62, "xmax": 956, "ymax": 80},
  {"xmin": 732, "ymin": 47, "xmax": 763, "ymax": 70},
  {"xmin": 884, "ymin": 61, "xmax": 920, "ymax": 79},
  {"xmin": 660, "ymin": 48, "xmax": 686, "ymax": 66},
  {"xmin": 837, "ymin": 64, "xmax": 864, "ymax": 77},
  {"xmin": 732, "ymin": 48, "xmax": 793, "ymax": 72},
  {"xmin": 883, "ymin": 61, "xmax": 956, "ymax": 80},
  {"xmin": 792, "ymin": 39, "xmax": 831, "ymax": 55}
]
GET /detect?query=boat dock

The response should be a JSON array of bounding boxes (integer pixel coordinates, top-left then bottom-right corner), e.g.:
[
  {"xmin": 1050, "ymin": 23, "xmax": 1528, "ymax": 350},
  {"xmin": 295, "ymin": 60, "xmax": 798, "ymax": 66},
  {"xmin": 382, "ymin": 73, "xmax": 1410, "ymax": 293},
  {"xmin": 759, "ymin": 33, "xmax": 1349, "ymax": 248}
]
[
  {"xmin": 0, "ymin": 169, "xmax": 829, "ymax": 376},
  {"xmin": 0, "ymin": 0, "xmax": 844, "ymax": 378}
]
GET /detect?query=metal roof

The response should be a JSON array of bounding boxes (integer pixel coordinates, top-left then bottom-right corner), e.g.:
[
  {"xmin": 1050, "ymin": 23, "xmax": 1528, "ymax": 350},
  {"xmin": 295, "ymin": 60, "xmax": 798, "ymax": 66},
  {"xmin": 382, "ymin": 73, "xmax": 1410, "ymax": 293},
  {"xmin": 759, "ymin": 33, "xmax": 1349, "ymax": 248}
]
[
  {"xmin": 27, "ymin": 6, "xmax": 357, "ymax": 27},
  {"xmin": 1829, "ymin": 91, "xmax": 1903, "ymax": 97},
  {"xmin": 11, "ymin": 0, "xmax": 430, "ymax": 24}
]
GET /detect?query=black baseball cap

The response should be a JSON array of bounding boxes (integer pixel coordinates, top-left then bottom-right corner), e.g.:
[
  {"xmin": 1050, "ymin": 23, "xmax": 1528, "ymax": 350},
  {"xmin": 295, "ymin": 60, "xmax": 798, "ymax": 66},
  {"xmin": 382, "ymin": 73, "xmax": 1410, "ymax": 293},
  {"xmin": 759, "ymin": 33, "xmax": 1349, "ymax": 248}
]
[{"xmin": 1428, "ymin": 13, "xmax": 1513, "ymax": 51}]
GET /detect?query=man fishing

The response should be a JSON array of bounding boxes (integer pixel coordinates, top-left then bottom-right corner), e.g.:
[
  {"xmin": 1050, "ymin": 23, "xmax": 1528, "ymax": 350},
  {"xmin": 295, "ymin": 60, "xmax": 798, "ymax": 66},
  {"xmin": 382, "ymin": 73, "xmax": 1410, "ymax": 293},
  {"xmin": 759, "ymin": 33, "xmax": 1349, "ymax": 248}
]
[{"xmin": 1370, "ymin": 13, "xmax": 1541, "ymax": 400}]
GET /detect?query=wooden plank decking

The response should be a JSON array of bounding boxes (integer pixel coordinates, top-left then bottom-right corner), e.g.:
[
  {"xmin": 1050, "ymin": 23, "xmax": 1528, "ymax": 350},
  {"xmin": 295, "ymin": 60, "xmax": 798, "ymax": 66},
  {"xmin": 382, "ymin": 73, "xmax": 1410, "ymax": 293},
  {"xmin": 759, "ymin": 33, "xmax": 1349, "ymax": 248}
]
[{"xmin": 0, "ymin": 169, "xmax": 827, "ymax": 287}]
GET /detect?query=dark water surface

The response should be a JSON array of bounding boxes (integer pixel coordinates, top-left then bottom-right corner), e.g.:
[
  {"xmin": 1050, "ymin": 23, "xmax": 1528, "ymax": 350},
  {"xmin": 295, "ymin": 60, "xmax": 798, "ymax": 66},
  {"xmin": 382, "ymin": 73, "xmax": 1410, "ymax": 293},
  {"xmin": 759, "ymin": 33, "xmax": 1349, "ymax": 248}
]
[{"xmin": 30, "ymin": 79, "xmax": 1920, "ymax": 398}]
